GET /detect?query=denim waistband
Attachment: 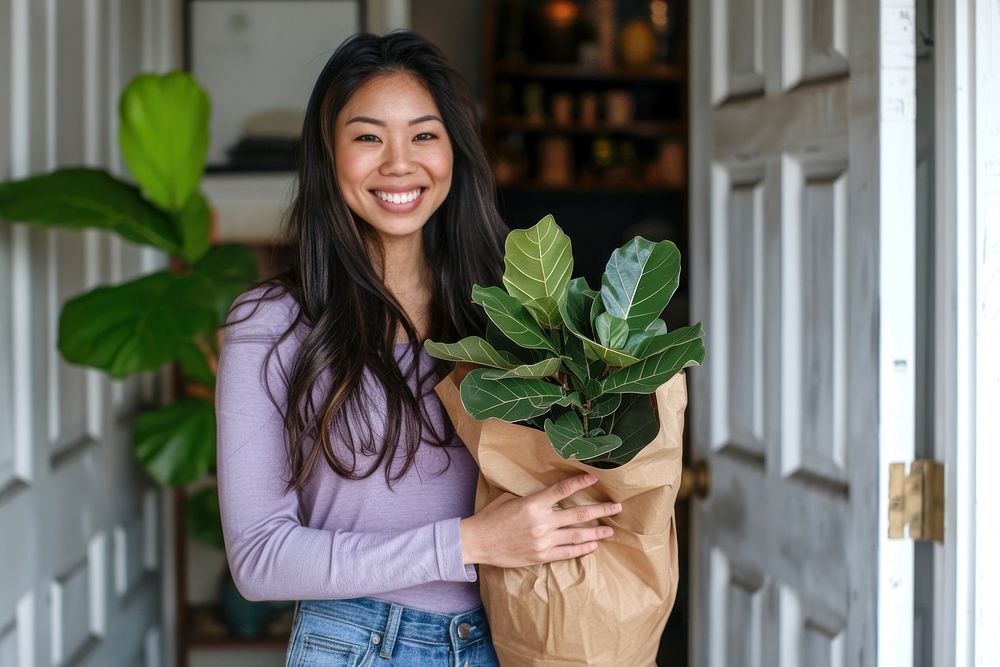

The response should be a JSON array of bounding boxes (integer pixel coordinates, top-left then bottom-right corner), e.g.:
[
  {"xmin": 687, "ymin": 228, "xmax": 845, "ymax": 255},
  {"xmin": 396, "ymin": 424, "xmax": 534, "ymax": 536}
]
[{"xmin": 296, "ymin": 597, "xmax": 490, "ymax": 658}]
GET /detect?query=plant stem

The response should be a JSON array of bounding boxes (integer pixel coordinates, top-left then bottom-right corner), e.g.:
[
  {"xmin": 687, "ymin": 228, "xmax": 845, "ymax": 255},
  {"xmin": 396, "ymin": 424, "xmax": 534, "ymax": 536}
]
[
  {"xmin": 599, "ymin": 363, "xmax": 612, "ymax": 380},
  {"xmin": 581, "ymin": 397, "xmax": 593, "ymax": 437},
  {"xmin": 558, "ymin": 371, "xmax": 570, "ymax": 392}
]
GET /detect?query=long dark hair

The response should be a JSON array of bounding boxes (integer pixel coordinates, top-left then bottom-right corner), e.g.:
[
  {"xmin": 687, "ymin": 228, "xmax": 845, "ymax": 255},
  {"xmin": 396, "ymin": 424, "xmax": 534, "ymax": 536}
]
[{"xmin": 239, "ymin": 32, "xmax": 506, "ymax": 491}]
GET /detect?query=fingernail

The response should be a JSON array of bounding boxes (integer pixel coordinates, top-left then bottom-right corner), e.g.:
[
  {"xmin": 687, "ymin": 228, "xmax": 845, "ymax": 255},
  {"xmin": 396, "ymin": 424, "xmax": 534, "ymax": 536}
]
[
  {"xmin": 602, "ymin": 527, "xmax": 614, "ymax": 538},
  {"xmin": 613, "ymin": 503, "xmax": 623, "ymax": 512}
]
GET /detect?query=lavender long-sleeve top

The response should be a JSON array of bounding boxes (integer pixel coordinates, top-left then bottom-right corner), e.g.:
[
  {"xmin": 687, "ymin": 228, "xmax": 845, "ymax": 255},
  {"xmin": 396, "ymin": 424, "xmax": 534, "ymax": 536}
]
[{"xmin": 216, "ymin": 287, "xmax": 481, "ymax": 613}]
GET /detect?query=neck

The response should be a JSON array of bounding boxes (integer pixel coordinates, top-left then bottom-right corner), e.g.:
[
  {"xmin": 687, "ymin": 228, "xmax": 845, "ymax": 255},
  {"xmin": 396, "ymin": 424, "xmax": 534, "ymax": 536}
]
[
  {"xmin": 377, "ymin": 233, "xmax": 430, "ymax": 296},
  {"xmin": 373, "ymin": 232, "xmax": 433, "ymax": 341}
]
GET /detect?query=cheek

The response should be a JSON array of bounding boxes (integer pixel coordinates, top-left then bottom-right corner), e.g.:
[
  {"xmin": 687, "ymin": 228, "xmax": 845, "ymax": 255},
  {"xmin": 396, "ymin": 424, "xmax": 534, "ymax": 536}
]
[{"xmin": 431, "ymin": 146, "xmax": 455, "ymax": 182}]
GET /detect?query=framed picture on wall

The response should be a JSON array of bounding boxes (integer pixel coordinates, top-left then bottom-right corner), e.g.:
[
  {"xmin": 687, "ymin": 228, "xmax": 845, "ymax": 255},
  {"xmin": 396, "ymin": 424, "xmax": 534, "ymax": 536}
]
[{"xmin": 184, "ymin": 0, "xmax": 363, "ymax": 171}]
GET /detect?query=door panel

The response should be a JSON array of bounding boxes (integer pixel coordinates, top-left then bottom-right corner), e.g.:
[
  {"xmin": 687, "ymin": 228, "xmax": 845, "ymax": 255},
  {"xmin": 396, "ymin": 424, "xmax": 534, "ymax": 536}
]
[
  {"xmin": 712, "ymin": 0, "xmax": 766, "ymax": 102},
  {"xmin": 782, "ymin": 157, "xmax": 849, "ymax": 485},
  {"xmin": 713, "ymin": 165, "xmax": 767, "ymax": 458},
  {"xmin": 691, "ymin": 2, "xmax": 915, "ymax": 663},
  {"xmin": 0, "ymin": 0, "xmax": 173, "ymax": 665},
  {"xmin": 782, "ymin": 0, "xmax": 851, "ymax": 87}
]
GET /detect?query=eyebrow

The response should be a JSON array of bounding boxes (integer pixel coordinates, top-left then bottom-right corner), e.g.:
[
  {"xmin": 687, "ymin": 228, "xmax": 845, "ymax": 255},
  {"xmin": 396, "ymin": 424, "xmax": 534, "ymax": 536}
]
[{"xmin": 345, "ymin": 114, "xmax": 443, "ymax": 126}]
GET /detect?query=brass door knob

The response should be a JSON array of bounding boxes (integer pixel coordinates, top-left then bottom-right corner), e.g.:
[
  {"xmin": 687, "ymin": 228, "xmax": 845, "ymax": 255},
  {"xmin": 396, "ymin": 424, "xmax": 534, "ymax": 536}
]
[{"xmin": 678, "ymin": 460, "xmax": 710, "ymax": 501}]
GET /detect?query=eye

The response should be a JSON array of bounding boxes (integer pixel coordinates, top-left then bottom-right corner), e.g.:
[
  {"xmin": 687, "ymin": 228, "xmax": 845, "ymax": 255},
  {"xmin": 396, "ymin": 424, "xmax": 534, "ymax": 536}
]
[
  {"xmin": 414, "ymin": 132, "xmax": 437, "ymax": 142},
  {"xmin": 355, "ymin": 134, "xmax": 381, "ymax": 143}
]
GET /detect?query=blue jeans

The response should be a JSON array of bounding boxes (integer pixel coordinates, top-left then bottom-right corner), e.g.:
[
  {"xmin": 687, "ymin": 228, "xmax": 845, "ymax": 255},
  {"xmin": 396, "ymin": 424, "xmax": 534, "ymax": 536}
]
[{"xmin": 284, "ymin": 597, "xmax": 500, "ymax": 667}]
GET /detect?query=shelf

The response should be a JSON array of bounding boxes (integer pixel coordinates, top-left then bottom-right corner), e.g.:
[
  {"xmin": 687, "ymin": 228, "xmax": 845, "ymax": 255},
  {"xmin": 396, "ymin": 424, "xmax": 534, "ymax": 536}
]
[
  {"xmin": 498, "ymin": 182, "xmax": 685, "ymax": 194},
  {"xmin": 493, "ymin": 61, "xmax": 685, "ymax": 82},
  {"xmin": 491, "ymin": 118, "xmax": 685, "ymax": 138}
]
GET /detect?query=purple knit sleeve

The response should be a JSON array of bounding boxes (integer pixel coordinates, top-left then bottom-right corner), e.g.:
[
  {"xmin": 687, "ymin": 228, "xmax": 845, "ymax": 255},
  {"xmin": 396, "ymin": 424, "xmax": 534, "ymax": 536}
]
[{"xmin": 215, "ymin": 289, "xmax": 475, "ymax": 602}]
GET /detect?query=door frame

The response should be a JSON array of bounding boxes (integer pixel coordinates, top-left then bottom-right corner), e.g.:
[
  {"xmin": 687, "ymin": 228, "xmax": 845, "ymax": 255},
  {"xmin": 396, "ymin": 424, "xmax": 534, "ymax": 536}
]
[{"xmin": 932, "ymin": 1, "xmax": 999, "ymax": 665}]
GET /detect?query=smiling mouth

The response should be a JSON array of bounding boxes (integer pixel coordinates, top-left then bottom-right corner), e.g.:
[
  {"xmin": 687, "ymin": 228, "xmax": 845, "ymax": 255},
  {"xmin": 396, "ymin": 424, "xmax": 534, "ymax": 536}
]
[{"xmin": 373, "ymin": 188, "xmax": 424, "ymax": 204}]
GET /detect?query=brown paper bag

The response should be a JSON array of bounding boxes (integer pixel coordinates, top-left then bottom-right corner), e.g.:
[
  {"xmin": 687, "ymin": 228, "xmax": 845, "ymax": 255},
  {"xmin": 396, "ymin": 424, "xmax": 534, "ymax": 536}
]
[{"xmin": 434, "ymin": 370, "xmax": 686, "ymax": 667}]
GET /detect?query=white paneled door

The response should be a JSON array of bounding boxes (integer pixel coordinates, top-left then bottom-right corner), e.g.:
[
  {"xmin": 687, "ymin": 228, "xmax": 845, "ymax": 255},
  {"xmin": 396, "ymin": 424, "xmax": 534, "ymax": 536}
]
[
  {"xmin": 0, "ymin": 1, "xmax": 174, "ymax": 665},
  {"xmin": 690, "ymin": 1, "xmax": 916, "ymax": 666}
]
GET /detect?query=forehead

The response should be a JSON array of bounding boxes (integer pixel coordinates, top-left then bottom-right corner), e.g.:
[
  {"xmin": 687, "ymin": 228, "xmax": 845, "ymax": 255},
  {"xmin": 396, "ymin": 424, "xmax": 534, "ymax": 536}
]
[{"xmin": 337, "ymin": 72, "xmax": 441, "ymax": 122}]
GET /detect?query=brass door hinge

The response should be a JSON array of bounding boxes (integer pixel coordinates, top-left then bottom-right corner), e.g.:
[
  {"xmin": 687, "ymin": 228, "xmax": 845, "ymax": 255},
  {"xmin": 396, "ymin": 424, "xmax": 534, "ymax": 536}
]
[{"xmin": 888, "ymin": 460, "xmax": 944, "ymax": 543}]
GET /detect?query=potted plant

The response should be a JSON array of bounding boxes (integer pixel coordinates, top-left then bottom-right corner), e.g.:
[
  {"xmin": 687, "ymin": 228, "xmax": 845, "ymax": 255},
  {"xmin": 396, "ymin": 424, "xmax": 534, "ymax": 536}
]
[
  {"xmin": 426, "ymin": 214, "xmax": 704, "ymax": 665},
  {"xmin": 0, "ymin": 72, "xmax": 277, "ymax": 637}
]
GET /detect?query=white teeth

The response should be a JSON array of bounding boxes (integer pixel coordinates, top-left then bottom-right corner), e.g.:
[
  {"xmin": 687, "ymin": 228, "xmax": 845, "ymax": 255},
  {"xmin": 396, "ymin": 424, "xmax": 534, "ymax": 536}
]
[{"xmin": 375, "ymin": 189, "xmax": 421, "ymax": 204}]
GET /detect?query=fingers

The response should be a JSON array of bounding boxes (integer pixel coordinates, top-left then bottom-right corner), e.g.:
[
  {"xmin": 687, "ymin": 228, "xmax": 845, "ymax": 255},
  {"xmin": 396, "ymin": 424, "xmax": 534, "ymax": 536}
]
[
  {"xmin": 544, "ymin": 541, "xmax": 600, "ymax": 562},
  {"xmin": 540, "ymin": 472, "xmax": 599, "ymax": 505},
  {"xmin": 552, "ymin": 500, "xmax": 623, "ymax": 529},
  {"xmin": 551, "ymin": 525, "xmax": 614, "ymax": 547}
]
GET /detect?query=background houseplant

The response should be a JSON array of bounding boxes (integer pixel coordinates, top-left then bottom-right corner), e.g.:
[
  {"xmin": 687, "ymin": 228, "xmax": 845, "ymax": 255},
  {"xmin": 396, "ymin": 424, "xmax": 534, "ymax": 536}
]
[
  {"xmin": 426, "ymin": 213, "xmax": 705, "ymax": 465},
  {"xmin": 0, "ymin": 72, "xmax": 270, "ymax": 633}
]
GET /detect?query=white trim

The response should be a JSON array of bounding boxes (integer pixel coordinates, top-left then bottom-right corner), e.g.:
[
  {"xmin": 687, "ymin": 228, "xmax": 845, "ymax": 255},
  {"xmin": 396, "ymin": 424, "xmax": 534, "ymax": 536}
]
[
  {"xmin": 933, "ymin": 1, "xmax": 975, "ymax": 665},
  {"xmin": 971, "ymin": 0, "xmax": 1000, "ymax": 661},
  {"xmin": 876, "ymin": 3, "xmax": 917, "ymax": 665},
  {"xmin": 11, "ymin": 0, "xmax": 30, "ymax": 177},
  {"xmin": 44, "ymin": 0, "xmax": 56, "ymax": 171},
  {"xmin": 10, "ymin": 0, "xmax": 33, "ymax": 483}
]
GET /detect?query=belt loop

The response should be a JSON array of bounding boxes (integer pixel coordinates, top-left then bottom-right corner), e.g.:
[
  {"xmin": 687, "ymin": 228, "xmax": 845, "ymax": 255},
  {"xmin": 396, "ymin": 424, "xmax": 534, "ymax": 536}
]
[{"xmin": 380, "ymin": 603, "xmax": 404, "ymax": 659}]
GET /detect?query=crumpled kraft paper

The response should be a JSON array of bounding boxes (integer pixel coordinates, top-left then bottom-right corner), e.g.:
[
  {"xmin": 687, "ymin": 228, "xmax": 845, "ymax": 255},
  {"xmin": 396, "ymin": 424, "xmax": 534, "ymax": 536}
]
[{"xmin": 434, "ymin": 369, "xmax": 686, "ymax": 667}]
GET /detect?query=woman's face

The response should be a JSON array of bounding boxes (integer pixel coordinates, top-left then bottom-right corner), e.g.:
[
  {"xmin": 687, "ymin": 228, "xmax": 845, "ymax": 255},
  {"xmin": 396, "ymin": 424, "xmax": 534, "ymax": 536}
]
[{"xmin": 333, "ymin": 72, "xmax": 454, "ymax": 243}]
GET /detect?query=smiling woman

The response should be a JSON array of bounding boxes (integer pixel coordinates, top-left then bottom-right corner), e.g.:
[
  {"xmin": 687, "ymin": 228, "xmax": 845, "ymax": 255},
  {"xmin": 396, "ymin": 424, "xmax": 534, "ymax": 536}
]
[{"xmin": 214, "ymin": 31, "xmax": 624, "ymax": 667}]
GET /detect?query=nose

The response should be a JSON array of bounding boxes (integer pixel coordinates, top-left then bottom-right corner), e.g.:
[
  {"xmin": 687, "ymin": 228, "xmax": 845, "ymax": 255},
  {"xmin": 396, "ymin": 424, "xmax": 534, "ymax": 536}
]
[{"xmin": 379, "ymin": 137, "xmax": 416, "ymax": 176}]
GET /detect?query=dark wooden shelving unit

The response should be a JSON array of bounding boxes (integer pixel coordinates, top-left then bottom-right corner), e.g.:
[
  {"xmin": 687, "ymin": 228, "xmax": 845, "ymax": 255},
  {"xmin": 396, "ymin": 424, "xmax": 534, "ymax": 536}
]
[
  {"xmin": 482, "ymin": 0, "xmax": 690, "ymax": 221},
  {"xmin": 490, "ymin": 117, "xmax": 686, "ymax": 137},
  {"xmin": 498, "ymin": 181, "xmax": 685, "ymax": 194},
  {"xmin": 492, "ymin": 60, "xmax": 685, "ymax": 81}
]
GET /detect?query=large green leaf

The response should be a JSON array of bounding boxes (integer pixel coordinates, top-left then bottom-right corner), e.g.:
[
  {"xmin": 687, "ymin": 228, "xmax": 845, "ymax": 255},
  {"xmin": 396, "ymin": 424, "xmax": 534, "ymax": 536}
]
[
  {"xmin": 596, "ymin": 394, "xmax": 659, "ymax": 466},
  {"xmin": 119, "ymin": 72, "xmax": 210, "ymax": 212},
  {"xmin": 185, "ymin": 486, "xmax": 225, "ymax": 550},
  {"xmin": 583, "ymin": 338, "xmax": 641, "ymax": 368},
  {"xmin": 601, "ymin": 237, "xmax": 680, "ymax": 333},
  {"xmin": 561, "ymin": 329, "xmax": 592, "ymax": 391},
  {"xmin": 501, "ymin": 214, "xmax": 573, "ymax": 328},
  {"xmin": 481, "ymin": 356, "xmax": 564, "ymax": 380},
  {"xmin": 471, "ymin": 285, "xmax": 558, "ymax": 354},
  {"xmin": 595, "ymin": 311, "xmax": 629, "ymax": 349},
  {"xmin": 175, "ymin": 191, "xmax": 211, "ymax": 264},
  {"xmin": 59, "ymin": 271, "xmax": 217, "ymax": 377},
  {"xmin": 544, "ymin": 411, "xmax": 622, "ymax": 461},
  {"xmin": 134, "ymin": 397, "xmax": 215, "ymax": 485},
  {"xmin": 602, "ymin": 339, "xmax": 705, "ymax": 394},
  {"xmin": 485, "ymin": 321, "xmax": 539, "ymax": 362},
  {"xmin": 559, "ymin": 277, "xmax": 597, "ymax": 339},
  {"xmin": 626, "ymin": 322, "xmax": 705, "ymax": 358},
  {"xmin": 460, "ymin": 368, "xmax": 565, "ymax": 422},
  {"xmin": 424, "ymin": 336, "xmax": 521, "ymax": 369},
  {"xmin": 0, "ymin": 168, "xmax": 181, "ymax": 253},
  {"xmin": 176, "ymin": 339, "xmax": 216, "ymax": 386},
  {"xmin": 188, "ymin": 243, "xmax": 259, "ymax": 324}
]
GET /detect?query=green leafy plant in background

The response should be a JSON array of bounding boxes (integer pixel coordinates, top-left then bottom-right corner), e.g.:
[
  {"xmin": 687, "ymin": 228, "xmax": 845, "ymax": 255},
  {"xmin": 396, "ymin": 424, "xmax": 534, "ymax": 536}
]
[
  {"xmin": 0, "ymin": 72, "xmax": 256, "ymax": 549},
  {"xmin": 425, "ymin": 214, "xmax": 705, "ymax": 467}
]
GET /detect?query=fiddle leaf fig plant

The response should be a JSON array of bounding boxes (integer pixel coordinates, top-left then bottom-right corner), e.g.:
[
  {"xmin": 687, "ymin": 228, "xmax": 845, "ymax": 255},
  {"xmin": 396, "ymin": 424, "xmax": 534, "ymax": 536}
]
[
  {"xmin": 425, "ymin": 214, "xmax": 705, "ymax": 467},
  {"xmin": 0, "ymin": 72, "xmax": 256, "ymax": 542}
]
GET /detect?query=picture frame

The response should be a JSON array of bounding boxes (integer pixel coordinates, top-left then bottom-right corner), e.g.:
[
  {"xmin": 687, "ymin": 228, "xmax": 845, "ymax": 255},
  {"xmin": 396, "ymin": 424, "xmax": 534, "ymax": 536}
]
[{"xmin": 183, "ymin": 0, "xmax": 364, "ymax": 171}]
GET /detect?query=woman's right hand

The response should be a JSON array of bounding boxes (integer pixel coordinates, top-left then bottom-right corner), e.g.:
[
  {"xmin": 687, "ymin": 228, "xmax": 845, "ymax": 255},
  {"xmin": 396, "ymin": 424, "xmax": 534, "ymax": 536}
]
[{"xmin": 459, "ymin": 473, "xmax": 621, "ymax": 568}]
